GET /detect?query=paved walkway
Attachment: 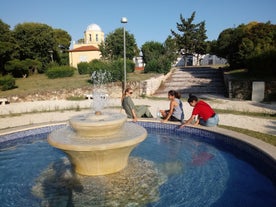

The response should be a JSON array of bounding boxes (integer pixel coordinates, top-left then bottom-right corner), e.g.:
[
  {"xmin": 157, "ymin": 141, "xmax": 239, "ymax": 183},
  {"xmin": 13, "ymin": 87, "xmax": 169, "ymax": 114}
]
[{"xmin": 0, "ymin": 98, "xmax": 275, "ymax": 136}]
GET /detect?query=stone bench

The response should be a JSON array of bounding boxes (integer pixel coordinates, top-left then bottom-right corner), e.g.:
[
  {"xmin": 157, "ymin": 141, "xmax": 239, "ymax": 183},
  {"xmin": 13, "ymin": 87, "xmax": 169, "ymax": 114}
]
[
  {"xmin": 0, "ymin": 98, "xmax": 10, "ymax": 105},
  {"xmin": 85, "ymin": 94, "xmax": 109, "ymax": 100}
]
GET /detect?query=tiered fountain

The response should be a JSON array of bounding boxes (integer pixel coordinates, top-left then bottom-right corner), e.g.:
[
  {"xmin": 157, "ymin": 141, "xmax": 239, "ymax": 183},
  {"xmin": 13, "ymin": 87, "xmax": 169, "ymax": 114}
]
[{"xmin": 47, "ymin": 71, "xmax": 147, "ymax": 175}]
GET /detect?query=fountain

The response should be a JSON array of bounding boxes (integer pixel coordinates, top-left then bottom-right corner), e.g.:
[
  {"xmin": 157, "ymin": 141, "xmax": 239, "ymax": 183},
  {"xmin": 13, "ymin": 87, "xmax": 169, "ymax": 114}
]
[{"xmin": 47, "ymin": 70, "xmax": 147, "ymax": 175}]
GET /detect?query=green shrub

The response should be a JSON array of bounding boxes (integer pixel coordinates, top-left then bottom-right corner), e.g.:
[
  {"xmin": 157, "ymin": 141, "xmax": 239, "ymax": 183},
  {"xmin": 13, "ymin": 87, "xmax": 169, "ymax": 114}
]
[
  {"xmin": 46, "ymin": 66, "xmax": 75, "ymax": 79},
  {"xmin": 0, "ymin": 75, "xmax": 17, "ymax": 91},
  {"xmin": 5, "ymin": 59, "xmax": 29, "ymax": 78},
  {"xmin": 246, "ymin": 49, "xmax": 276, "ymax": 76},
  {"xmin": 89, "ymin": 59, "xmax": 108, "ymax": 71},
  {"xmin": 77, "ymin": 62, "xmax": 91, "ymax": 74},
  {"xmin": 78, "ymin": 59, "xmax": 135, "ymax": 81},
  {"xmin": 144, "ymin": 57, "xmax": 171, "ymax": 74}
]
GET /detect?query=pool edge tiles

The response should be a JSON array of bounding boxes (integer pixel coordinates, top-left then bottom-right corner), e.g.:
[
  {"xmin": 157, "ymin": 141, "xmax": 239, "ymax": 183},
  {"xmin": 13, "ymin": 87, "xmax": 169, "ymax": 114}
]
[{"xmin": 0, "ymin": 123, "xmax": 66, "ymax": 144}]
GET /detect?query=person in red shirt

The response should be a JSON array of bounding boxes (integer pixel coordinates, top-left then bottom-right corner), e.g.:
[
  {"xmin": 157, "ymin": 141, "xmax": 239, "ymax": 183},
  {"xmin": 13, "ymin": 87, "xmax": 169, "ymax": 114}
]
[{"xmin": 180, "ymin": 94, "xmax": 219, "ymax": 127}]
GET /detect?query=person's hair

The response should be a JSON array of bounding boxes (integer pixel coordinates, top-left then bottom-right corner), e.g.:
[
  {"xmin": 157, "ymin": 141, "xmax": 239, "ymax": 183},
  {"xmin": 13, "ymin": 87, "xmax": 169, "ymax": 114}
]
[
  {"xmin": 124, "ymin": 87, "xmax": 132, "ymax": 95},
  {"xmin": 168, "ymin": 90, "xmax": 181, "ymax": 99},
  {"xmin": 121, "ymin": 87, "xmax": 132, "ymax": 103},
  {"xmin": 187, "ymin": 93, "xmax": 198, "ymax": 103}
]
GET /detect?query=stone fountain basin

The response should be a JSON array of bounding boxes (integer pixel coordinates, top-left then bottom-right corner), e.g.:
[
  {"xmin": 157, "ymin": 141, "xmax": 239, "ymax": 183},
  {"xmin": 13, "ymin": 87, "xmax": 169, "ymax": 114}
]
[
  {"xmin": 48, "ymin": 123, "xmax": 147, "ymax": 151},
  {"xmin": 47, "ymin": 122, "xmax": 147, "ymax": 175},
  {"xmin": 69, "ymin": 112, "xmax": 127, "ymax": 137}
]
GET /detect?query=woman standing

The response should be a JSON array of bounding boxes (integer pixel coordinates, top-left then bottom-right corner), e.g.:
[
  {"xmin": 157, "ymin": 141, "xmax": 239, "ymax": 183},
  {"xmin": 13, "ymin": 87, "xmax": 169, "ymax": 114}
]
[
  {"xmin": 160, "ymin": 90, "xmax": 184, "ymax": 123},
  {"xmin": 180, "ymin": 94, "xmax": 219, "ymax": 127},
  {"xmin": 122, "ymin": 87, "xmax": 153, "ymax": 122}
]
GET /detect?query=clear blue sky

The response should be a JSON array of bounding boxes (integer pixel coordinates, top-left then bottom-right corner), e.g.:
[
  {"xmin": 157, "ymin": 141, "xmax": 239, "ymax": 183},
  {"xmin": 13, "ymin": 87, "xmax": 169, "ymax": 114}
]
[{"xmin": 1, "ymin": 0, "xmax": 275, "ymax": 48}]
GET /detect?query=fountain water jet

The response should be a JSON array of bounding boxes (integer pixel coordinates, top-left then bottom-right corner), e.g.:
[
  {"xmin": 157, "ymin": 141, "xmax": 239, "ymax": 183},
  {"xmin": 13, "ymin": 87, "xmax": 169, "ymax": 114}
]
[{"xmin": 47, "ymin": 70, "xmax": 147, "ymax": 176}]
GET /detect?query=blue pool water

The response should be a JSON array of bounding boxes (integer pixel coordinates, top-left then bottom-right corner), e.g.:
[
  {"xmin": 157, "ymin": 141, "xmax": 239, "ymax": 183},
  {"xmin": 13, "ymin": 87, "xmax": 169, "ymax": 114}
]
[{"xmin": 0, "ymin": 123, "xmax": 275, "ymax": 207}]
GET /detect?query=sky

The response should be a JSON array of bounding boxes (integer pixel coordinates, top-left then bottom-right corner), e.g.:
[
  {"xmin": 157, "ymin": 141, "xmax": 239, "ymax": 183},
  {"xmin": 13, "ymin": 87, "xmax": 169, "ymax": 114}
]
[{"xmin": 1, "ymin": 0, "xmax": 276, "ymax": 48}]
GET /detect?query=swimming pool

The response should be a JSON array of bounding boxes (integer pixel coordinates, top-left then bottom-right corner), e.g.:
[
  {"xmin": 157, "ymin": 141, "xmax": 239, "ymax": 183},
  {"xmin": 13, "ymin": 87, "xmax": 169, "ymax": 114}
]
[{"xmin": 0, "ymin": 122, "xmax": 275, "ymax": 207}]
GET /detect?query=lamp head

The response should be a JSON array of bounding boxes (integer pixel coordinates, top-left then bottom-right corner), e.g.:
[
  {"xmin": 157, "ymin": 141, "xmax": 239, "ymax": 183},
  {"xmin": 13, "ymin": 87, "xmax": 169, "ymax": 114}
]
[{"xmin": 121, "ymin": 17, "xmax": 128, "ymax": 23}]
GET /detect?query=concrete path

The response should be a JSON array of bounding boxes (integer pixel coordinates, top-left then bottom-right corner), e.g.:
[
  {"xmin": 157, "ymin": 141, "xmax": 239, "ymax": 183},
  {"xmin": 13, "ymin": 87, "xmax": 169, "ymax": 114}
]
[{"xmin": 0, "ymin": 98, "xmax": 275, "ymax": 136}]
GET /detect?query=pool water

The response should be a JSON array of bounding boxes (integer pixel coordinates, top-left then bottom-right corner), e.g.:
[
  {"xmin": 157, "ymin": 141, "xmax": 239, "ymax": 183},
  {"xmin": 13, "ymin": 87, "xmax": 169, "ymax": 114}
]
[{"xmin": 0, "ymin": 125, "xmax": 275, "ymax": 207}]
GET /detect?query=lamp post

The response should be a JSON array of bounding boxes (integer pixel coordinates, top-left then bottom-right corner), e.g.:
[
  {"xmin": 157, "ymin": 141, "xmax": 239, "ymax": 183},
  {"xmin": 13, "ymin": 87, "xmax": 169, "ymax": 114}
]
[{"xmin": 121, "ymin": 17, "xmax": 127, "ymax": 92}]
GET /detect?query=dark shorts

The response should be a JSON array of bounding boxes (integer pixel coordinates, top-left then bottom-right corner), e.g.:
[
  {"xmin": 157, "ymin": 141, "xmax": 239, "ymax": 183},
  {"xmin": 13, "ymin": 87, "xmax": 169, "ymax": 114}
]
[
  {"xmin": 169, "ymin": 116, "xmax": 181, "ymax": 122},
  {"xmin": 164, "ymin": 110, "xmax": 182, "ymax": 122}
]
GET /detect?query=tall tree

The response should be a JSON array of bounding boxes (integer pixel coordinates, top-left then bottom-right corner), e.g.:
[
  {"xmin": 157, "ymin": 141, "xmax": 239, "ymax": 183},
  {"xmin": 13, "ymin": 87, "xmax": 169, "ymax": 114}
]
[
  {"xmin": 194, "ymin": 21, "xmax": 208, "ymax": 65},
  {"xmin": 53, "ymin": 28, "xmax": 71, "ymax": 65},
  {"xmin": 214, "ymin": 21, "xmax": 276, "ymax": 70},
  {"xmin": 171, "ymin": 12, "xmax": 207, "ymax": 66},
  {"xmin": 0, "ymin": 19, "xmax": 18, "ymax": 75},
  {"xmin": 163, "ymin": 35, "xmax": 178, "ymax": 63},
  {"xmin": 13, "ymin": 22, "xmax": 56, "ymax": 70},
  {"xmin": 99, "ymin": 28, "xmax": 139, "ymax": 60}
]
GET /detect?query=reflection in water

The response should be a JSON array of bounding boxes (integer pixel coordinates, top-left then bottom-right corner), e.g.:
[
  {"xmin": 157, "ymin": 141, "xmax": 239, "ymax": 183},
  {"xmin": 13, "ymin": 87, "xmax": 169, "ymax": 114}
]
[{"xmin": 32, "ymin": 157, "xmax": 167, "ymax": 207}]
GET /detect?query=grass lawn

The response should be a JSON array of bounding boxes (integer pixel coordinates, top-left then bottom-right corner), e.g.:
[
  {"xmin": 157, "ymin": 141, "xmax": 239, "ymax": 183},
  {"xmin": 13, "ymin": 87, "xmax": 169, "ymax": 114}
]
[{"xmin": 0, "ymin": 73, "xmax": 92, "ymax": 97}]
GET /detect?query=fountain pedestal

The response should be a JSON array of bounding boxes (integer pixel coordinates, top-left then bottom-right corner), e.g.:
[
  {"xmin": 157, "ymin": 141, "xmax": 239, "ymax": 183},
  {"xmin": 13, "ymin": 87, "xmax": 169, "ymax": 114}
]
[{"xmin": 48, "ymin": 112, "xmax": 147, "ymax": 176}]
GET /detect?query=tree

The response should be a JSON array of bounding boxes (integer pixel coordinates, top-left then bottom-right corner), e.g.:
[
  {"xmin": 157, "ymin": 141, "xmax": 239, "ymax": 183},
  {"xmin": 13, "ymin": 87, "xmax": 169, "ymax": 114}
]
[
  {"xmin": 194, "ymin": 21, "xmax": 208, "ymax": 65},
  {"xmin": 99, "ymin": 28, "xmax": 139, "ymax": 60},
  {"xmin": 141, "ymin": 41, "xmax": 165, "ymax": 64},
  {"xmin": 163, "ymin": 35, "xmax": 178, "ymax": 63},
  {"xmin": 13, "ymin": 22, "xmax": 56, "ymax": 71},
  {"xmin": 53, "ymin": 29, "xmax": 71, "ymax": 65},
  {"xmin": 171, "ymin": 12, "xmax": 207, "ymax": 66},
  {"xmin": 141, "ymin": 41, "xmax": 171, "ymax": 74},
  {"xmin": 214, "ymin": 21, "xmax": 276, "ymax": 71},
  {"xmin": 0, "ymin": 19, "xmax": 18, "ymax": 75}
]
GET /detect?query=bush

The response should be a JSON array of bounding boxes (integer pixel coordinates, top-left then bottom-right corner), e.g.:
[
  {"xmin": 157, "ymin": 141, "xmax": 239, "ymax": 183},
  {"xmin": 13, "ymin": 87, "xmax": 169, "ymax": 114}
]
[
  {"xmin": 0, "ymin": 75, "xmax": 17, "ymax": 91},
  {"xmin": 78, "ymin": 59, "xmax": 135, "ymax": 81},
  {"xmin": 110, "ymin": 59, "xmax": 135, "ymax": 81},
  {"xmin": 77, "ymin": 62, "xmax": 91, "ymax": 74},
  {"xmin": 90, "ymin": 59, "xmax": 108, "ymax": 71},
  {"xmin": 144, "ymin": 57, "xmax": 171, "ymax": 74},
  {"xmin": 46, "ymin": 66, "xmax": 75, "ymax": 79},
  {"xmin": 246, "ymin": 49, "xmax": 276, "ymax": 76},
  {"xmin": 5, "ymin": 59, "xmax": 29, "ymax": 78}
]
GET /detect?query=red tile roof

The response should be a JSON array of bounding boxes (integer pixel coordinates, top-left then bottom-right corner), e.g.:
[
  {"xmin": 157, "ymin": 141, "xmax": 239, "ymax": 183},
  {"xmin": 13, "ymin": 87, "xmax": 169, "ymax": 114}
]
[{"xmin": 69, "ymin": 45, "xmax": 99, "ymax": 52}]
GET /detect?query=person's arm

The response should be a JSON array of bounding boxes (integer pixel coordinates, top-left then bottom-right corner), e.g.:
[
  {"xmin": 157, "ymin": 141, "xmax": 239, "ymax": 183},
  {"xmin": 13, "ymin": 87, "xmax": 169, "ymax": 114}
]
[
  {"xmin": 127, "ymin": 97, "xmax": 138, "ymax": 122},
  {"xmin": 131, "ymin": 109, "xmax": 138, "ymax": 122},
  {"xmin": 162, "ymin": 100, "xmax": 175, "ymax": 122},
  {"xmin": 180, "ymin": 114, "xmax": 197, "ymax": 128}
]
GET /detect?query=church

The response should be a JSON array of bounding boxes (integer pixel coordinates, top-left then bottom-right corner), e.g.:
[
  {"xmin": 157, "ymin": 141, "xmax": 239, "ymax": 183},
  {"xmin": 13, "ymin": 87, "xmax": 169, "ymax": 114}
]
[{"xmin": 69, "ymin": 24, "xmax": 104, "ymax": 68}]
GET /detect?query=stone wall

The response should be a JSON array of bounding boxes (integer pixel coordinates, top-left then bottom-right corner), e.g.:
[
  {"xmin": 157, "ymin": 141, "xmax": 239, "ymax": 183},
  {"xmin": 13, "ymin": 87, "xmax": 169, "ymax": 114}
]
[
  {"xmin": 139, "ymin": 71, "xmax": 172, "ymax": 96},
  {"xmin": 224, "ymin": 74, "xmax": 276, "ymax": 101}
]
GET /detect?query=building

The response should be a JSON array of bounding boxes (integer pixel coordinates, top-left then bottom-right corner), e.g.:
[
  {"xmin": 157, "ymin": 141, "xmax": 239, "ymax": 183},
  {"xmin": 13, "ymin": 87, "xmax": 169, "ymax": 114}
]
[
  {"xmin": 174, "ymin": 54, "xmax": 227, "ymax": 67},
  {"xmin": 69, "ymin": 24, "xmax": 104, "ymax": 68}
]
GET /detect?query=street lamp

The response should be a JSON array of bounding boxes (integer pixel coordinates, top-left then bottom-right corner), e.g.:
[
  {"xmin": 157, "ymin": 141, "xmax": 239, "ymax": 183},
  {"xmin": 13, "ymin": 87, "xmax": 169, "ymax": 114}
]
[{"xmin": 121, "ymin": 17, "xmax": 127, "ymax": 92}]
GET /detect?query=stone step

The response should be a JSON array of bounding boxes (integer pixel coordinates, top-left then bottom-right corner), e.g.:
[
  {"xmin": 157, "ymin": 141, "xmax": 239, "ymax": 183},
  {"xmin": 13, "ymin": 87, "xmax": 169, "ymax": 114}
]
[
  {"xmin": 156, "ymin": 87, "xmax": 226, "ymax": 93},
  {"xmin": 153, "ymin": 67, "xmax": 226, "ymax": 97},
  {"xmin": 163, "ymin": 80, "xmax": 225, "ymax": 85},
  {"xmin": 172, "ymin": 74, "xmax": 223, "ymax": 79}
]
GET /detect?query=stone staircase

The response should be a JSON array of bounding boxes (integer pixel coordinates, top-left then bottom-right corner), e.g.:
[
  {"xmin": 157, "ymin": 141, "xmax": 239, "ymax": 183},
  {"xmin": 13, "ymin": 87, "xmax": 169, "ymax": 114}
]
[{"xmin": 153, "ymin": 67, "xmax": 226, "ymax": 98}]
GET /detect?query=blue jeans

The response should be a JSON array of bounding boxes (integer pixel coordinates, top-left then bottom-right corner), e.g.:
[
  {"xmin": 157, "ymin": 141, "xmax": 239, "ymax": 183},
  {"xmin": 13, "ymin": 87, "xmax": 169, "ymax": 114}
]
[{"xmin": 199, "ymin": 114, "xmax": 219, "ymax": 127}]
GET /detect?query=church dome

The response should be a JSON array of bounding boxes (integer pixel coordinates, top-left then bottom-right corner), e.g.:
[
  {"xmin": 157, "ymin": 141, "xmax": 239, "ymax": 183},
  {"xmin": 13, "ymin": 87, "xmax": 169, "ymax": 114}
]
[{"xmin": 86, "ymin": 24, "xmax": 102, "ymax": 32}]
